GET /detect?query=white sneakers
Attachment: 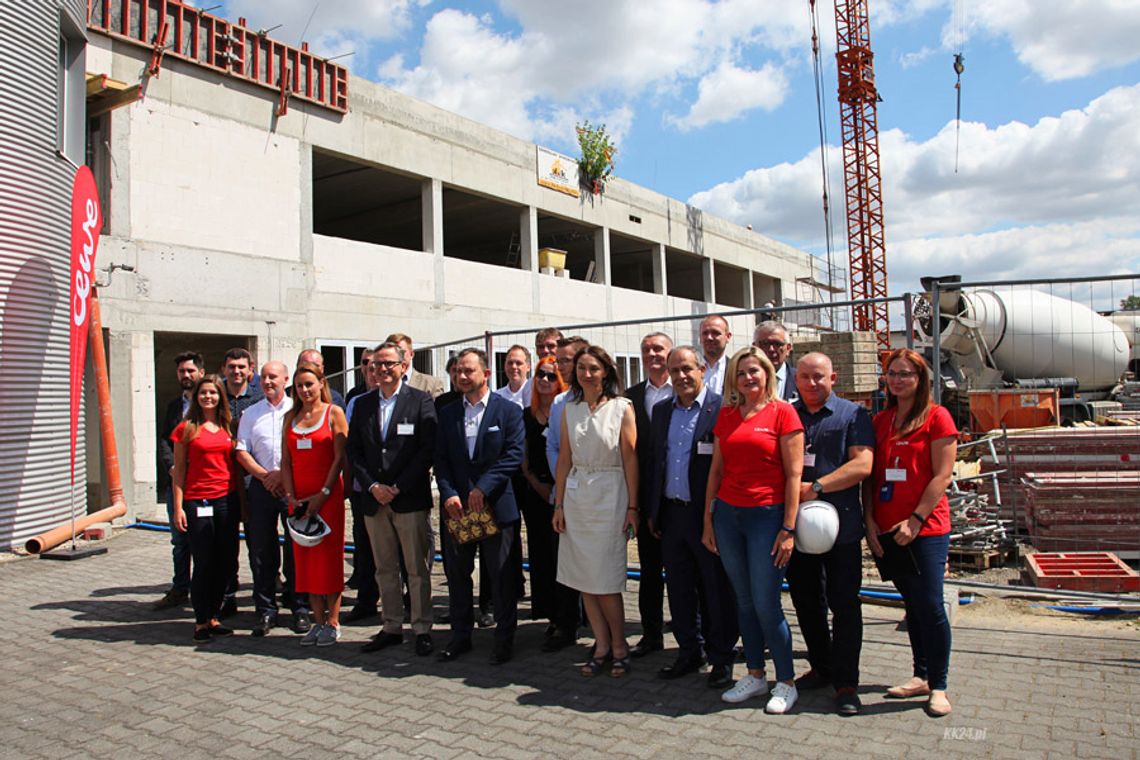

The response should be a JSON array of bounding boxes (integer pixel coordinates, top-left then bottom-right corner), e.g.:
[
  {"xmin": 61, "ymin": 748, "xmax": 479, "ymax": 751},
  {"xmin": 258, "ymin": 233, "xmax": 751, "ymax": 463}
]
[
  {"xmin": 721, "ymin": 675, "xmax": 798, "ymax": 714},
  {"xmin": 765, "ymin": 681, "xmax": 799, "ymax": 714},
  {"xmin": 721, "ymin": 674, "xmax": 770, "ymax": 703}
]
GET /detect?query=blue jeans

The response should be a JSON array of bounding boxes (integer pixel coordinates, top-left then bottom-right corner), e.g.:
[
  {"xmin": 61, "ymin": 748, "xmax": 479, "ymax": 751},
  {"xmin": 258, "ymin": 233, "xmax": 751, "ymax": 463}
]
[
  {"xmin": 712, "ymin": 499, "xmax": 794, "ymax": 681},
  {"xmin": 891, "ymin": 533, "xmax": 952, "ymax": 690},
  {"xmin": 166, "ymin": 486, "xmax": 191, "ymax": 593}
]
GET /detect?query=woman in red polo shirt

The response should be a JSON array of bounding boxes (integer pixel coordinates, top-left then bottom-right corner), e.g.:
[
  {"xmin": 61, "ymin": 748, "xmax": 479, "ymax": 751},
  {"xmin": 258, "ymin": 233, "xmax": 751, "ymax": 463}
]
[
  {"xmin": 702, "ymin": 346, "xmax": 804, "ymax": 714},
  {"xmin": 866, "ymin": 348, "xmax": 958, "ymax": 717},
  {"xmin": 171, "ymin": 374, "xmax": 239, "ymax": 643}
]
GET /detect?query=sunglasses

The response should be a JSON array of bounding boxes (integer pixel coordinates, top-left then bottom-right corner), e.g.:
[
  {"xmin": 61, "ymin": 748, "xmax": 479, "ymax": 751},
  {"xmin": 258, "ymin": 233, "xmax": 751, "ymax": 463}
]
[{"xmin": 535, "ymin": 371, "xmax": 558, "ymax": 381}]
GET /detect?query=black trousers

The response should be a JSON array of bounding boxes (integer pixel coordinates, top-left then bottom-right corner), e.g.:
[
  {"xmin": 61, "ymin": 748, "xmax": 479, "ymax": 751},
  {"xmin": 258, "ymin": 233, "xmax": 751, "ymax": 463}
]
[
  {"xmin": 185, "ymin": 494, "xmax": 240, "ymax": 625},
  {"xmin": 245, "ymin": 479, "xmax": 308, "ymax": 617},
  {"xmin": 445, "ymin": 519, "xmax": 518, "ymax": 644},
  {"xmin": 786, "ymin": 540, "xmax": 864, "ymax": 689},
  {"xmin": 349, "ymin": 491, "xmax": 380, "ymax": 609},
  {"xmin": 520, "ymin": 484, "xmax": 580, "ymax": 632},
  {"xmin": 636, "ymin": 510, "xmax": 665, "ymax": 641},
  {"xmin": 660, "ymin": 498, "xmax": 739, "ymax": 666}
]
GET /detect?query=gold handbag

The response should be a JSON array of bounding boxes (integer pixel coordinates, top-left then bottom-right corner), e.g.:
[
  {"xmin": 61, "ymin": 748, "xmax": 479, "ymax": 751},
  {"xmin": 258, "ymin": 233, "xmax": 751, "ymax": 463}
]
[{"xmin": 444, "ymin": 508, "xmax": 501, "ymax": 545}]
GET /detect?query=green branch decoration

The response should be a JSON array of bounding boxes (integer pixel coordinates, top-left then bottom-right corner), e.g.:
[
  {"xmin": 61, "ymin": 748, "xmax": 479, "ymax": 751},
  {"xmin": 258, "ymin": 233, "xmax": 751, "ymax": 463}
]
[{"xmin": 576, "ymin": 121, "xmax": 616, "ymax": 195}]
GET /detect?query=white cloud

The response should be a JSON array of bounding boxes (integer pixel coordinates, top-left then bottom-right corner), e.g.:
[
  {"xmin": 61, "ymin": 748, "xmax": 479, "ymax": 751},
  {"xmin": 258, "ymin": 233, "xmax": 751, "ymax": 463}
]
[
  {"xmin": 668, "ymin": 61, "xmax": 789, "ymax": 131},
  {"xmin": 969, "ymin": 0, "xmax": 1140, "ymax": 81},
  {"xmin": 689, "ymin": 83, "xmax": 1140, "ymax": 292},
  {"xmin": 378, "ymin": 1, "xmax": 812, "ymax": 146}
]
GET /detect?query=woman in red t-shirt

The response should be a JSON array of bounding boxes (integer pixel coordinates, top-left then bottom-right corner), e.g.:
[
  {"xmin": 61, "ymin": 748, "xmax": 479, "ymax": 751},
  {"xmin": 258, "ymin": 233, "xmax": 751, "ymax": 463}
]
[
  {"xmin": 865, "ymin": 348, "xmax": 958, "ymax": 717},
  {"xmin": 702, "ymin": 346, "xmax": 804, "ymax": 714},
  {"xmin": 171, "ymin": 375, "xmax": 239, "ymax": 642}
]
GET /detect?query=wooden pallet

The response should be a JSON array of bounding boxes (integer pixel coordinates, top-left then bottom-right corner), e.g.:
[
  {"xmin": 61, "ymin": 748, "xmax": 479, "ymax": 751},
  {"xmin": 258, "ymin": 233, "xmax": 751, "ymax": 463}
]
[{"xmin": 948, "ymin": 545, "xmax": 1016, "ymax": 570}]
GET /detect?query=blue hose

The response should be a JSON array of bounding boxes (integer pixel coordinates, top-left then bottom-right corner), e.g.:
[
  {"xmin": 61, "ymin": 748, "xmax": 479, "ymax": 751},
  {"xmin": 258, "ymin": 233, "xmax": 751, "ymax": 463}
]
[
  {"xmin": 1037, "ymin": 604, "xmax": 1140, "ymax": 616},
  {"xmin": 127, "ymin": 520, "xmax": 975, "ymax": 599}
]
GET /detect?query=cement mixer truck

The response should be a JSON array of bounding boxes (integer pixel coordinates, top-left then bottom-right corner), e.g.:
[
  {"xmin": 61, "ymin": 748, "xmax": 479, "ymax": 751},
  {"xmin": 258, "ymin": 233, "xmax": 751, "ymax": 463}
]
[{"xmin": 916, "ymin": 277, "xmax": 1131, "ymax": 426}]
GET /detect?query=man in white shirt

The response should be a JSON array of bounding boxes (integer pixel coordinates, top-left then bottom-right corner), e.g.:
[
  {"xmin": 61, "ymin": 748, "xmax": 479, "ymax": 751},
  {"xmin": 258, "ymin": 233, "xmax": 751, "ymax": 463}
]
[
  {"xmin": 699, "ymin": 315, "xmax": 732, "ymax": 396},
  {"xmin": 495, "ymin": 345, "xmax": 531, "ymax": 408},
  {"xmin": 236, "ymin": 361, "xmax": 311, "ymax": 637}
]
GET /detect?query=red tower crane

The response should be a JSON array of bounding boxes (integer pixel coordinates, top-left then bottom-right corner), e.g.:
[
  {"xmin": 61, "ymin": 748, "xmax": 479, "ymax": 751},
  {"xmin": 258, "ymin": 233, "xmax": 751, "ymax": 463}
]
[{"xmin": 832, "ymin": 0, "xmax": 890, "ymax": 350}]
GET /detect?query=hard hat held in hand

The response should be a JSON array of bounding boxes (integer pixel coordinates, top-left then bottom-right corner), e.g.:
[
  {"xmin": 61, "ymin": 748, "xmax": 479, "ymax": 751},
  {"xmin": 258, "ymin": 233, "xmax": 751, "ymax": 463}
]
[
  {"xmin": 795, "ymin": 500, "xmax": 840, "ymax": 555},
  {"xmin": 287, "ymin": 513, "xmax": 332, "ymax": 548}
]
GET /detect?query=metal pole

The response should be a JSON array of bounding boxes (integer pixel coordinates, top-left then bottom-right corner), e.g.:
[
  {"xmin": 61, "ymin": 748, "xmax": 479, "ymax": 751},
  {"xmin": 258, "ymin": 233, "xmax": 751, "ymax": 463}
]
[
  {"xmin": 903, "ymin": 292, "xmax": 914, "ymax": 350},
  {"xmin": 931, "ymin": 279, "xmax": 942, "ymax": 404}
]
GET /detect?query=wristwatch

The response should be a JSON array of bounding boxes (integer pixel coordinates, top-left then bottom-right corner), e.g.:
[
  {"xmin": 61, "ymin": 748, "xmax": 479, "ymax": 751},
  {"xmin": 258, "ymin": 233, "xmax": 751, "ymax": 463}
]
[
  {"xmin": 811, "ymin": 480, "xmax": 824, "ymax": 495},
  {"xmin": 320, "ymin": 486, "xmax": 331, "ymax": 496}
]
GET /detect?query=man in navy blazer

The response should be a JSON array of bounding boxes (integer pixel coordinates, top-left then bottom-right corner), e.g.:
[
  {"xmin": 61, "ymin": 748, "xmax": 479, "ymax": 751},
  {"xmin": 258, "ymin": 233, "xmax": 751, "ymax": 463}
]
[
  {"xmin": 348, "ymin": 341, "xmax": 438, "ymax": 657},
  {"xmin": 434, "ymin": 348, "xmax": 525, "ymax": 664},
  {"xmin": 647, "ymin": 345, "xmax": 739, "ymax": 688},
  {"xmin": 623, "ymin": 331, "xmax": 673, "ymax": 657}
]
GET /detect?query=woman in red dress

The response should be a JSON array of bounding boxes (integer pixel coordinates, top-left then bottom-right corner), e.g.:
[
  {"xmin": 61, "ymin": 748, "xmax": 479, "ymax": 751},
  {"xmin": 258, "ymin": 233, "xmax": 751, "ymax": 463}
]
[{"xmin": 281, "ymin": 362, "xmax": 349, "ymax": 647}]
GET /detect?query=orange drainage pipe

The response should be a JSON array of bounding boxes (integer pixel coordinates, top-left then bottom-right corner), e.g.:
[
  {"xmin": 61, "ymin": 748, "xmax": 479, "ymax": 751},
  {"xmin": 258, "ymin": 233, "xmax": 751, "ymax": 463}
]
[{"xmin": 26, "ymin": 292, "xmax": 128, "ymax": 553}]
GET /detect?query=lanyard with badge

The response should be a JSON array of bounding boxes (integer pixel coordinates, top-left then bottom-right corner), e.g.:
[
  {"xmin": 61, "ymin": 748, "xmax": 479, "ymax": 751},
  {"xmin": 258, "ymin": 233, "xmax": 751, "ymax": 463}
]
[{"xmin": 879, "ymin": 410, "xmax": 908, "ymax": 502}]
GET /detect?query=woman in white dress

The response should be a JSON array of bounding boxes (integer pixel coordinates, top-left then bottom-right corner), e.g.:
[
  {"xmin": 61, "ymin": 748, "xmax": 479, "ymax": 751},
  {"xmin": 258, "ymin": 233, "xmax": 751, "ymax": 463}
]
[{"xmin": 553, "ymin": 345, "xmax": 639, "ymax": 677}]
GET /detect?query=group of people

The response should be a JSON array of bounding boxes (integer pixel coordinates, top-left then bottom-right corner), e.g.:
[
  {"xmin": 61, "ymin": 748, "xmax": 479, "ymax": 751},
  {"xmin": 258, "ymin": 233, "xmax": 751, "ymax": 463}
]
[{"xmin": 154, "ymin": 318, "xmax": 959, "ymax": 719}]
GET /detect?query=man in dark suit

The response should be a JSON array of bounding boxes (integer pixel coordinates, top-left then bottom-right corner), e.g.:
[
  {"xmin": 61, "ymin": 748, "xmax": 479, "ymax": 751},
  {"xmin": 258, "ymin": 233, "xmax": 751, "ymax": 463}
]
[
  {"xmin": 349, "ymin": 341, "xmax": 439, "ymax": 657},
  {"xmin": 624, "ymin": 331, "xmax": 673, "ymax": 658},
  {"xmin": 153, "ymin": 350, "xmax": 203, "ymax": 610},
  {"xmin": 647, "ymin": 345, "xmax": 739, "ymax": 688},
  {"xmin": 753, "ymin": 321, "xmax": 798, "ymax": 402},
  {"xmin": 434, "ymin": 348, "xmax": 525, "ymax": 664}
]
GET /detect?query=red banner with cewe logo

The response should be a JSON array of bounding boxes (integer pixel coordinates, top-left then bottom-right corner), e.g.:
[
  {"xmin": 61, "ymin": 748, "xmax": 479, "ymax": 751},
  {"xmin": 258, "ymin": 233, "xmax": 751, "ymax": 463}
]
[{"xmin": 69, "ymin": 166, "xmax": 102, "ymax": 485}]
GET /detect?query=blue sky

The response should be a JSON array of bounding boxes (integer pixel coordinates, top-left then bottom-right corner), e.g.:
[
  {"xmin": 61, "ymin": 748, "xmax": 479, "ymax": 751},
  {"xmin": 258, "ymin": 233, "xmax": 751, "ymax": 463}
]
[{"xmin": 213, "ymin": 1, "xmax": 1140, "ymax": 301}]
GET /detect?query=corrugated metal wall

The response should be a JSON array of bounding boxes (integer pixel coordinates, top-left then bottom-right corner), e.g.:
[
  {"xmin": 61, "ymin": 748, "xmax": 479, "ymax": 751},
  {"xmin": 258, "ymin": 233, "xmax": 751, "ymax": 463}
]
[{"xmin": 0, "ymin": 0, "xmax": 88, "ymax": 550}]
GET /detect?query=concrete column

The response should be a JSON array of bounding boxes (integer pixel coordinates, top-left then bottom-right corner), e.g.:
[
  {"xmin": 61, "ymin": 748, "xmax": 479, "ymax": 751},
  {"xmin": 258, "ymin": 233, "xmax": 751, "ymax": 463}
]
[
  {"xmin": 111, "ymin": 329, "xmax": 156, "ymax": 516},
  {"xmin": 594, "ymin": 227, "xmax": 613, "ymax": 319},
  {"xmin": 652, "ymin": 243, "xmax": 667, "ymax": 294},
  {"xmin": 422, "ymin": 178, "xmax": 444, "ymax": 255},
  {"xmin": 653, "ymin": 243, "xmax": 670, "ymax": 311},
  {"xmin": 423, "ymin": 178, "xmax": 444, "ymax": 305},
  {"xmin": 521, "ymin": 206, "xmax": 540, "ymax": 313},
  {"xmin": 520, "ymin": 206, "xmax": 538, "ymax": 272},
  {"xmin": 742, "ymin": 270, "xmax": 754, "ymax": 310},
  {"xmin": 299, "ymin": 146, "xmax": 314, "ymax": 266},
  {"xmin": 702, "ymin": 258, "xmax": 716, "ymax": 305}
]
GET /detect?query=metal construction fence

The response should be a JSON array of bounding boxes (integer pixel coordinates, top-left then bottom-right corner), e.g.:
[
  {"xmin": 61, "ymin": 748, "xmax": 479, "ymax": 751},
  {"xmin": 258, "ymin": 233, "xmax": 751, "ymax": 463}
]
[{"xmin": 331, "ymin": 273, "xmax": 1139, "ymax": 570}]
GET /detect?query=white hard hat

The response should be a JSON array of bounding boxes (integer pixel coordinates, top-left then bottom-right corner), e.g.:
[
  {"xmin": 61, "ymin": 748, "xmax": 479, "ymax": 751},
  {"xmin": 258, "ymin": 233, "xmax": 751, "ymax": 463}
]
[
  {"xmin": 287, "ymin": 514, "xmax": 331, "ymax": 548},
  {"xmin": 795, "ymin": 500, "xmax": 840, "ymax": 555}
]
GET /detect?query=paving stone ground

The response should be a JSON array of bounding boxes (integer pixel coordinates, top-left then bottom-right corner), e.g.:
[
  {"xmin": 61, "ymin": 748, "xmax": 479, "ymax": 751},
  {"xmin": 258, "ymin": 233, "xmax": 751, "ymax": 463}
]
[{"xmin": 4, "ymin": 529, "xmax": 1138, "ymax": 759}]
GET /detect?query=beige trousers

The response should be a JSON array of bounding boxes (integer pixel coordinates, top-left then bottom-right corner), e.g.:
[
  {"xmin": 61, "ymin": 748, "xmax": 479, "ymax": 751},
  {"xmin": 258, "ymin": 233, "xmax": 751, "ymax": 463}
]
[{"xmin": 362, "ymin": 504, "xmax": 433, "ymax": 635}]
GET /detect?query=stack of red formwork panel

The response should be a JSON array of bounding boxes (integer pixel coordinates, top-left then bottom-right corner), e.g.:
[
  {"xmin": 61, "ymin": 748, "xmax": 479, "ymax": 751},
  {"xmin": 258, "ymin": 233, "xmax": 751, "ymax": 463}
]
[
  {"xmin": 978, "ymin": 427, "xmax": 1140, "ymax": 530},
  {"xmin": 1025, "ymin": 552, "xmax": 1140, "ymax": 592},
  {"xmin": 1022, "ymin": 471, "xmax": 1140, "ymax": 553}
]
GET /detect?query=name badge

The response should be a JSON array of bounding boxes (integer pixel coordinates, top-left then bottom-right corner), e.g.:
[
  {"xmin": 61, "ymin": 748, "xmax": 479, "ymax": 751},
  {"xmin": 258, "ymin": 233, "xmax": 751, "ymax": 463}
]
[
  {"xmin": 566, "ymin": 476, "xmax": 579, "ymax": 490},
  {"xmin": 697, "ymin": 441, "xmax": 714, "ymax": 455},
  {"xmin": 397, "ymin": 423, "xmax": 415, "ymax": 436},
  {"xmin": 803, "ymin": 452, "xmax": 816, "ymax": 467},
  {"xmin": 297, "ymin": 438, "xmax": 313, "ymax": 450},
  {"xmin": 885, "ymin": 468, "xmax": 907, "ymax": 482},
  {"xmin": 197, "ymin": 504, "xmax": 214, "ymax": 518}
]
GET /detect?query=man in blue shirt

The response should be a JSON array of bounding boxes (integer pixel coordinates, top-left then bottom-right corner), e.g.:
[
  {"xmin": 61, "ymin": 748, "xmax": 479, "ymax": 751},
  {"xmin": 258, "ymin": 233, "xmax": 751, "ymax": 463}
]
[
  {"xmin": 646, "ymin": 346, "xmax": 738, "ymax": 688},
  {"xmin": 787, "ymin": 352, "xmax": 874, "ymax": 716}
]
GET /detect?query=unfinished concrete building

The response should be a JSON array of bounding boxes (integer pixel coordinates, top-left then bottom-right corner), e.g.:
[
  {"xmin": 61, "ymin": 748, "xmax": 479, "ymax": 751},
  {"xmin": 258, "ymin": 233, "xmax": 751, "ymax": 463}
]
[{"xmin": 73, "ymin": 2, "xmax": 836, "ymax": 518}]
